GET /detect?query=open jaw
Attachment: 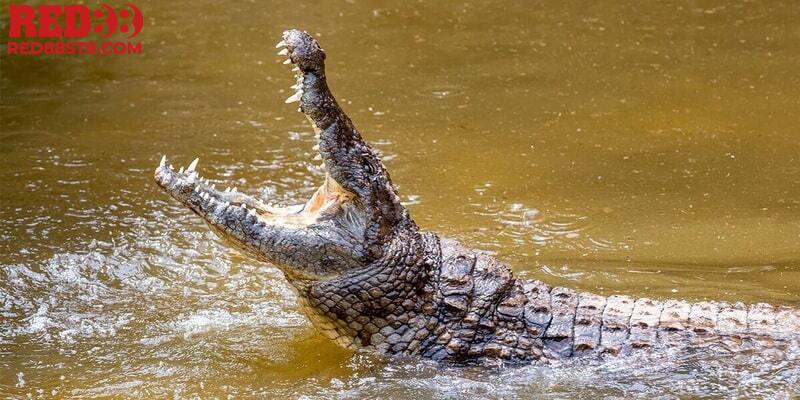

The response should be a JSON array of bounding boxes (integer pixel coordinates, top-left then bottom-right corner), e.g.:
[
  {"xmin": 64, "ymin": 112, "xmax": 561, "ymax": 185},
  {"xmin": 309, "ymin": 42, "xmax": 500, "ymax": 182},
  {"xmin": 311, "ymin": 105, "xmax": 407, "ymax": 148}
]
[
  {"xmin": 153, "ymin": 59, "xmax": 351, "ymax": 234},
  {"xmin": 153, "ymin": 29, "xmax": 376, "ymax": 276}
]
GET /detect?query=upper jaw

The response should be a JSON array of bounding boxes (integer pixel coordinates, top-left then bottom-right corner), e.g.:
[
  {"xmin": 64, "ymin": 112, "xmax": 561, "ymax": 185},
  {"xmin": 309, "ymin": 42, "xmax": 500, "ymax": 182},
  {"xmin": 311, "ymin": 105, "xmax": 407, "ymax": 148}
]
[{"xmin": 276, "ymin": 30, "xmax": 409, "ymax": 234}]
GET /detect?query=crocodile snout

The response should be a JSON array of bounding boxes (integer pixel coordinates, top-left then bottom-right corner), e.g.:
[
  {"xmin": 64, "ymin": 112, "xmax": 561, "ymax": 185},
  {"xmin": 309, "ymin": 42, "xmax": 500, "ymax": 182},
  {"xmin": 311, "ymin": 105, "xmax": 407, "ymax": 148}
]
[{"xmin": 277, "ymin": 29, "xmax": 326, "ymax": 73}]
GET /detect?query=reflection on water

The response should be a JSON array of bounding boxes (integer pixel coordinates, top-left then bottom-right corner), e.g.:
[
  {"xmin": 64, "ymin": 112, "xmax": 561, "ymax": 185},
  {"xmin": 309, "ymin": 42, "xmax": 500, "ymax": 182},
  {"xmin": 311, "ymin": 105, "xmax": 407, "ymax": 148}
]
[{"xmin": 2, "ymin": 0, "xmax": 800, "ymax": 397}]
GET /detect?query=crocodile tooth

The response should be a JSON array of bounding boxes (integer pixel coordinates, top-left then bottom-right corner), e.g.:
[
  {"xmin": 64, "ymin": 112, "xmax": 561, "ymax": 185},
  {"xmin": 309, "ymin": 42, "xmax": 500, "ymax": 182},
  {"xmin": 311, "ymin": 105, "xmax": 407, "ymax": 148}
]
[
  {"xmin": 159, "ymin": 155, "xmax": 166, "ymax": 167},
  {"xmin": 283, "ymin": 59, "xmax": 292, "ymax": 65},
  {"xmin": 211, "ymin": 184, "xmax": 216, "ymax": 190},
  {"xmin": 292, "ymin": 66, "xmax": 300, "ymax": 72},
  {"xmin": 242, "ymin": 203, "xmax": 247, "ymax": 209},
  {"xmin": 179, "ymin": 166, "xmax": 184, "ymax": 174},
  {"xmin": 225, "ymin": 187, "xmax": 231, "ymax": 193},
  {"xmin": 313, "ymin": 154, "xmax": 322, "ymax": 161},
  {"xmin": 312, "ymin": 144, "xmax": 319, "ymax": 151},
  {"xmin": 209, "ymin": 197, "xmax": 216, "ymax": 205},
  {"xmin": 291, "ymin": 83, "xmax": 301, "ymax": 90},
  {"xmin": 278, "ymin": 48, "xmax": 289, "ymax": 56},
  {"xmin": 275, "ymin": 40, "xmax": 287, "ymax": 48},
  {"xmin": 232, "ymin": 187, "xmax": 237, "ymax": 193},
  {"xmin": 319, "ymin": 163, "xmax": 326, "ymax": 169},
  {"xmin": 285, "ymin": 91, "xmax": 302, "ymax": 103},
  {"xmin": 187, "ymin": 158, "xmax": 199, "ymax": 172},
  {"xmin": 249, "ymin": 209, "xmax": 257, "ymax": 216},
  {"xmin": 193, "ymin": 186, "xmax": 199, "ymax": 192},
  {"xmin": 168, "ymin": 164, "xmax": 174, "ymax": 170}
]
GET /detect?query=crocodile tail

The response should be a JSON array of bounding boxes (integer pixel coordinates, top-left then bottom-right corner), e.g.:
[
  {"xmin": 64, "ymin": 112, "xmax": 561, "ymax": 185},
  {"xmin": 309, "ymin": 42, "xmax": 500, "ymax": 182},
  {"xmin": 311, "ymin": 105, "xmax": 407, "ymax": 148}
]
[{"xmin": 520, "ymin": 283, "xmax": 800, "ymax": 359}]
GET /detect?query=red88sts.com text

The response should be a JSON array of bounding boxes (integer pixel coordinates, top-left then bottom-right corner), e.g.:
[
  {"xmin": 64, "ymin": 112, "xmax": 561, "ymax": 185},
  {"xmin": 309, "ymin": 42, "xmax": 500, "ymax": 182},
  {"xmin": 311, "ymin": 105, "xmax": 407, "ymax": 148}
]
[{"xmin": 6, "ymin": 4, "xmax": 144, "ymax": 56}]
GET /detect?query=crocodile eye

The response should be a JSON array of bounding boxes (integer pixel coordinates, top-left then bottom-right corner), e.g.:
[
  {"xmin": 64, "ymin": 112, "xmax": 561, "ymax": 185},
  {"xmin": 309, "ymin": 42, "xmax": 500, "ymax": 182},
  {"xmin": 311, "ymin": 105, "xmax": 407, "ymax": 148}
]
[{"xmin": 363, "ymin": 161, "xmax": 376, "ymax": 175}]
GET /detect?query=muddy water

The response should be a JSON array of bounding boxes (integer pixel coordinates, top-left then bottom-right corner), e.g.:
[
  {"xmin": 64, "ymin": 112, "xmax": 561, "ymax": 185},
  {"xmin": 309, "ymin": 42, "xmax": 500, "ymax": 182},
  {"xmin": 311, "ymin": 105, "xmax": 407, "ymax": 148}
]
[{"xmin": 2, "ymin": 0, "xmax": 800, "ymax": 398}]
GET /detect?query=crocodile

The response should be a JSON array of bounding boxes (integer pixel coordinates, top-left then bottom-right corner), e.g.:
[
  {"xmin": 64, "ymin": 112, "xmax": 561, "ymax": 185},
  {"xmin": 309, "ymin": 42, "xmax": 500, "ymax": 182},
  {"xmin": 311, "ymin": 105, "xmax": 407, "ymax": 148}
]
[{"xmin": 153, "ymin": 29, "xmax": 800, "ymax": 366}]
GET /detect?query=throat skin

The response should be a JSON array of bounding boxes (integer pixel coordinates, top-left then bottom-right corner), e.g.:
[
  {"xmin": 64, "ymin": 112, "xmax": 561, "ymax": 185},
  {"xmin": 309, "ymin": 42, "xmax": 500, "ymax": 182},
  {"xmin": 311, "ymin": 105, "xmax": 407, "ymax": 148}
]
[{"xmin": 291, "ymin": 229, "xmax": 439, "ymax": 351}]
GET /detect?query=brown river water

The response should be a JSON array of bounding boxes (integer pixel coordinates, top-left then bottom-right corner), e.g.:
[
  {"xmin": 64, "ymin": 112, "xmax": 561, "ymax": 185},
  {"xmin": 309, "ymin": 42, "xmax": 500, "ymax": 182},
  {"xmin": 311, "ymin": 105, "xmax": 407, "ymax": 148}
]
[{"xmin": 2, "ymin": 0, "xmax": 800, "ymax": 398}]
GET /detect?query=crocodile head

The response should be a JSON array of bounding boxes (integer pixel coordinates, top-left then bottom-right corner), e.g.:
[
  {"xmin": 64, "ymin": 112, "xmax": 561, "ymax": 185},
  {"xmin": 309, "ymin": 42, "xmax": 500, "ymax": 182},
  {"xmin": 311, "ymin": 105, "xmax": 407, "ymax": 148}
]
[{"xmin": 154, "ymin": 30, "xmax": 414, "ymax": 283}]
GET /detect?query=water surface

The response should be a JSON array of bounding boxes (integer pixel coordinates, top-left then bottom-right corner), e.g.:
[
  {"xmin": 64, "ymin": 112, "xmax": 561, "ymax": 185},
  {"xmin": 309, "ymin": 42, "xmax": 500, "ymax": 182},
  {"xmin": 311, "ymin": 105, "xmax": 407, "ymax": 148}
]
[{"xmin": 2, "ymin": 0, "xmax": 800, "ymax": 398}]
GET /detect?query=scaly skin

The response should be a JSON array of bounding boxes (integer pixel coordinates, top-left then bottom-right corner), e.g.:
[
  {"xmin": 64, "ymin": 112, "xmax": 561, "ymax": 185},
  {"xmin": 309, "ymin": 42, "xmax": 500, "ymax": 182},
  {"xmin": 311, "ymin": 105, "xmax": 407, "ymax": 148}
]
[{"xmin": 154, "ymin": 29, "xmax": 800, "ymax": 366}]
